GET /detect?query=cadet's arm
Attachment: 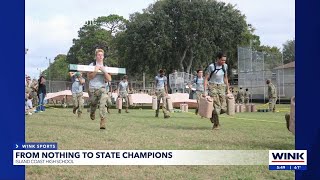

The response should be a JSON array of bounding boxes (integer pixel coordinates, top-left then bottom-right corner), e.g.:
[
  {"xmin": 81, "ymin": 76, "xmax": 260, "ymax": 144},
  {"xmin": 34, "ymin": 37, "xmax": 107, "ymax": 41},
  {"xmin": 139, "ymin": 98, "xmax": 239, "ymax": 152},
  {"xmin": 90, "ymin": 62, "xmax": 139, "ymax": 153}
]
[
  {"xmin": 104, "ymin": 72, "xmax": 112, "ymax": 82},
  {"xmin": 224, "ymin": 75, "xmax": 230, "ymax": 94},
  {"xmin": 79, "ymin": 77, "xmax": 85, "ymax": 84},
  {"xmin": 204, "ymin": 74, "xmax": 209, "ymax": 96}
]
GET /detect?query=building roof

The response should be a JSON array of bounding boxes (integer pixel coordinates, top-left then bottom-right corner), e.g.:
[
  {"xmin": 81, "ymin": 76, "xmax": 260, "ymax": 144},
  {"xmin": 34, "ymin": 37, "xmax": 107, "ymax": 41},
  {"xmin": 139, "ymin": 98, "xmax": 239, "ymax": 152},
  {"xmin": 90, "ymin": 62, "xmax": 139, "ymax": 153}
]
[{"xmin": 274, "ymin": 61, "xmax": 295, "ymax": 69}]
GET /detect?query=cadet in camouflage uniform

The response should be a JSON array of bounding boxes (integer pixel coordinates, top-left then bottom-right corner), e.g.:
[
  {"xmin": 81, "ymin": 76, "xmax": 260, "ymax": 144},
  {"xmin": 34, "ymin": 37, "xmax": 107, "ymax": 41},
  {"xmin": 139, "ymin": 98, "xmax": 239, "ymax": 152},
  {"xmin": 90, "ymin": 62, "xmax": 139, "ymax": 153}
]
[
  {"xmin": 25, "ymin": 76, "xmax": 32, "ymax": 98},
  {"xmin": 233, "ymin": 90, "xmax": 238, "ymax": 103},
  {"xmin": 30, "ymin": 79, "xmax": 39, "ymax": 107},
  {"xmin": 237, "ymin": 87, "xmax": 245, "ymax": 104},
  {"xmin": 154, "ymin": 69, "xmax": 170, "ymax": 118},
  {"xmin": 117, "ymin": 75, "xmax": 130, "ymax": 113},
  {"xmin": 70, "ymin": 72, "xmax": 85, "ymax": 118},
  {"xmin": 188, "ymin": 68, "xmax": 204, "ymax": 115},
  {"xmin": 244, "ymin": 88, "xmax": 251, "ymax": 104},
  {"xmin": 266, "ymin": 79, "xmax": 277, "ymax": 112},
  {"xmin": 87, "ymin": 49, "xmax": 112, "ymax": 129},
  {"xmin": 204, "ymin": 52, "xmax": 230, "ymax": 130}
]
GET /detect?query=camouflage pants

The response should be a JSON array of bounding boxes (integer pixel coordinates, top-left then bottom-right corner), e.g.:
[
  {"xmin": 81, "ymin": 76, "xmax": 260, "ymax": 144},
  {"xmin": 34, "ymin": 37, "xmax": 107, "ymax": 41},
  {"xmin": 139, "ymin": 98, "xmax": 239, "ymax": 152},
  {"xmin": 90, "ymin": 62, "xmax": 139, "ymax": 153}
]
[
  {"xmin": 31, "ymin": 91, "xmax": 38, "ymax": 107},
  {"xmin": 269, "ymin": 97, "xmax": 277, "ymax": 111},
  {"xmin": 208, "ymin": 83, "xmax": 227, "ymax": 115},
  {"xmin": 106, "ymin": 92, "xmax": 112, "ymax": 107},
  {"xmin": 119, "ymin": 91, "xmax": 129, "ymax": 108},
  {"xmin": 155, "ymin": 89, "xmax": 169, "ymax": 115},
  {"xmin": 240, "ymin": 96, "xmax": 245, "ymax": 104},
  {"xmin": 244, "ymin": 97, "xmax": 249, "ymax": 104},
  {"xmin": 72, "ymin": 92, "xmax": 84, "ymax": 114},
  {"xmin": 89, "ymin": 88, "xmax": 108, "ymax": 119}
]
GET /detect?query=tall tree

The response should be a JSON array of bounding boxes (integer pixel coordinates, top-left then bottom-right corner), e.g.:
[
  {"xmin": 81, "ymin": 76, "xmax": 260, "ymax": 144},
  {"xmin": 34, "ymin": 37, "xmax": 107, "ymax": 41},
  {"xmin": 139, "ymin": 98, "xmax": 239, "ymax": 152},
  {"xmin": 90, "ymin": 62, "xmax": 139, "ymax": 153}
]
[
  {"xmin": 282, "ymin": 39, "xmax": 295, "ymax": 64},
  {"xmin": 42, "ymin": 54, "xmax": 69, "ymax": 81},
  {"xmin": 66, "ymin": 14, "xmax": 127, "ymax": 66},
  {"xmin": 116, "ymin": 0, "xmax": 250, "ymax": 78}
]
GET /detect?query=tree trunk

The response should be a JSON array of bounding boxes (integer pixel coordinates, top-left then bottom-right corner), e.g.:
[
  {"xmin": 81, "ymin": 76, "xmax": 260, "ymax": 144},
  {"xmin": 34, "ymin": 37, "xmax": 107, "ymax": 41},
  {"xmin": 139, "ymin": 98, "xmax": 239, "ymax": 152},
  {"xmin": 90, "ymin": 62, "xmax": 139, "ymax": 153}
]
[
  {"xmin": 186, "ymin": 48, "xmax": 193, "ymax": 74},
  {"xmin": 179, "ymin": 47, "xmax": 188, "ymax": 72}
]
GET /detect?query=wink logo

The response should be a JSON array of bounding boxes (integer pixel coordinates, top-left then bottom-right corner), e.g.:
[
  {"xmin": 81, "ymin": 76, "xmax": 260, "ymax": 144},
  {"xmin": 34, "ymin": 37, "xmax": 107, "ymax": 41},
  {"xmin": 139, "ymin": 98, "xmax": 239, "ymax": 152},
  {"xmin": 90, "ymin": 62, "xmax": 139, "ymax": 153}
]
[{"xmin": 269, "ymin": 150, "xmax": 307, "ymax": 165}]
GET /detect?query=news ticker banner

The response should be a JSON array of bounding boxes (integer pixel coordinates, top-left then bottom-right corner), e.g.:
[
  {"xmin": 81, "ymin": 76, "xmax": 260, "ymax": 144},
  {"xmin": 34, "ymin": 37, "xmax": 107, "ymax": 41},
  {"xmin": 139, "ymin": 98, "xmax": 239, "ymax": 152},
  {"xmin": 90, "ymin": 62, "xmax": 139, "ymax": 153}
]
[
  {"xmin": 13, "ymin": 150, "xmax": 268, "ymax": 166},
  {"xmin": 12, "ymin": 149, "xmax": 306, "ymax": 169}
]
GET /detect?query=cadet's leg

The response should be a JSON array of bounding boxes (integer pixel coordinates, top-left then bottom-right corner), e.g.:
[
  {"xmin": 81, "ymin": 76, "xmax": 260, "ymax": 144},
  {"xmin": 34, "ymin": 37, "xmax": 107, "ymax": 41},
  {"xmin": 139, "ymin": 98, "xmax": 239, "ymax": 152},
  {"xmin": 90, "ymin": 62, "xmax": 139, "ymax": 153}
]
[
  {"xmin": 125, "ymin": 94, "xmax": 129, "ymax": 113},
  {"xmin": 272, "ymin": 97, "xmax": 277, "ymax": 112},
  {"xmin": 219, "ymin": 86, "xmax": 227, "ymax": 114},
  {"xmin": 72, "ymin": 93, "xmax": 78, "ymax": 114},
  {"xmin": 268, "ymin": 98, "xmax": 273, "ymax": 112},
  {"xmin": 155, "ymin": 91, "xmax": 160, "ymax": 117},
  {"xmin": 195, "ymin": 91, "xmax": 201, "ymax": 115},
  {"xmin": 161, "ymin": 91, "xmax": 170, "ymax": 118},
  {"xmin": 210, "ymin": 85, "xmax": 220, "ymax": 129},
  {"xmin": 77, "ymin": 93, "xmax": 83, "ymax": 117},
  {"xmin": 90, "ymin": 89, "xmax": 100, "ymax": 120},
  {"xmin": 99, "ymin": 88, "xmax": 107, "ymax": 129},
  {"xmin": 106, "ymin": 94, "xmax": 112, "ymax": 114}
]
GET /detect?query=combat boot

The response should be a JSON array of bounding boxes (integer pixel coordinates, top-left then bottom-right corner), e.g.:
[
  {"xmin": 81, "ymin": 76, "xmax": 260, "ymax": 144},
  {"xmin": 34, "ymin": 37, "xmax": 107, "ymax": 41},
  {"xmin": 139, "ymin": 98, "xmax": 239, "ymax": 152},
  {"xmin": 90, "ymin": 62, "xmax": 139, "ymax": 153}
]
[
  {"xmin": 100, "ymin": 118, "xmax": 106, "ymax": 129},
  {"xmin": 164, "ymin": 114, "xmax": 170, "ymax": 119},
  {"xmin": 90, "ymin": 112, "xmax": 95, "ymax": 120},
  {"xmin": 155, "ymin": 110, "xmax": 159, "ymax": 117},
  {"xmin": 195, "ymin": 108, "xmax": 198, "ymax": 115},
  {"xmin": 118, "ymin": 109, "xmax": 121, "ymax": 114},
  {"xmin": 220, "ymin": 109, "xmax": 227, "ymax": 115},
  {"xmin": 125, "ymin": 108, "xmax": 129, "ymax": 113},
  {"xmin": 73, "ymin": 107, "xmax": 78, "ymax": 114},
  {"xmin": 107, "ymin": 107, "xmax": 111, "ymax": 114},
  {"xmin": 77, "ymin": 112, "xmax": 81, "ymax": 118},
  {"xmin": 212, "ymin": 112, "xmax": 220, "ymax": 130},
  {"xmin": 285, "ymin": 114, "xmax": 290, "ymax": 131},
  {"xmin": 210, "ymin": 111, "xmax": 215, "ymax": 123}
]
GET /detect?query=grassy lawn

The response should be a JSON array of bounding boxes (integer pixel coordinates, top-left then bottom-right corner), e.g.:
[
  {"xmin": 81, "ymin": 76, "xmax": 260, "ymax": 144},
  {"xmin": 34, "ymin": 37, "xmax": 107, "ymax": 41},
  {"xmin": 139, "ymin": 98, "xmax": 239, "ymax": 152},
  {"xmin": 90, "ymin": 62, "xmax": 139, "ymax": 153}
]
[{"xmin": 26, "ymin": 104, "xmax": 294, "ymax": 180}]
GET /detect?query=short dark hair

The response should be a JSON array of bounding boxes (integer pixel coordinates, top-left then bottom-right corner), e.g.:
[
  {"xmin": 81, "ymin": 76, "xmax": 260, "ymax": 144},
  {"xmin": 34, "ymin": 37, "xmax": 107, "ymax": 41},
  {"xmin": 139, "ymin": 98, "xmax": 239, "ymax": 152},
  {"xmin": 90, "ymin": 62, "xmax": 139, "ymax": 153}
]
[
  {"xmin": 122, "ymin": 75, "xmax": 128, "ymax": 80},
  {"xmin": 216, "ymin": 52, "xmax": 227, "ymax": 59},
  {"xmin": 196, "ymin": 68, "xmax": 203, "ymax": 73},
  {"xmin": 159, "ymin": 69, "xmax": 164, "ymax": 74},
  {"xmin": 246, "ymin": 88, "xmax": 248, "ymax": 91},
  {"xmin": 266, "ymin": 79, "xmax": 271, "ymax": 84}
]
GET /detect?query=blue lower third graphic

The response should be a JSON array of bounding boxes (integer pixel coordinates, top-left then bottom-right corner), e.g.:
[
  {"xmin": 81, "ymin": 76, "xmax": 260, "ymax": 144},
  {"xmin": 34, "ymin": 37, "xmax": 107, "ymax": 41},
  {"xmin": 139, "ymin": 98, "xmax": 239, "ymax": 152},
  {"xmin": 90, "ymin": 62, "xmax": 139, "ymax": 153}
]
[
  {"xmin": 14, "ymin": 142, "xmax": 58, "ymax": 150},
  {"xmin": 269, "ymin": 165, "xmax": 307, "ymax": 170}
]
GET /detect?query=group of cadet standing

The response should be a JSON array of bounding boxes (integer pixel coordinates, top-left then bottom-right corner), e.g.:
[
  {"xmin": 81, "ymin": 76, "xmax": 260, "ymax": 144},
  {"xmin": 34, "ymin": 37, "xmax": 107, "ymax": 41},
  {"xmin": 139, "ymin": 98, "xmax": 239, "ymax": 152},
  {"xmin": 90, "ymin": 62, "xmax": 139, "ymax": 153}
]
[{"xmin": 69, "ymin": 48, "xmax": 277, "ymax": 130}]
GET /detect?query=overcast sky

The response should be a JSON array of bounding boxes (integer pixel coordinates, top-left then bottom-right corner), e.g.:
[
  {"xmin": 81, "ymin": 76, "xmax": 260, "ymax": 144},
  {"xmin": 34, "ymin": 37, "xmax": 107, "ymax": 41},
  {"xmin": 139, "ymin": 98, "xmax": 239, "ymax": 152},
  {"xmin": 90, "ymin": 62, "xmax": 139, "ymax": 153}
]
[{"xmin": 25, "ymin": 0, "xmax": 295, "ymax": 79}]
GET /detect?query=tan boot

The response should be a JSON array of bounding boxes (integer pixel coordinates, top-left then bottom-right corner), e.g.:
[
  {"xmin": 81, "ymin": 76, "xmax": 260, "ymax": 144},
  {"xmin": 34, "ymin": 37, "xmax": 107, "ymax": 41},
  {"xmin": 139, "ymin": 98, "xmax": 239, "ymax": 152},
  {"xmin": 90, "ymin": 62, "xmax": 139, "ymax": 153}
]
[
  {"xmin": 212, "ymin": 113, "xmax": 220, "ymax": 130},
  {"xmin": 125, "ymin": 108, "xmax": 129, "ymax": 113},
  {"xmin": 90, "ymin": 112, "xmax": 95, "ymax": 120},
  {"xmin": 285, "ymin": 114, "xmax": 290, "ymax": 131},
  {"xmin": 100, "ymin": 118, "xmax": 106, "ymax": 129},
  {"xmin": 73, "ymin": 107, "xmax": 78, "ymax": 114}
]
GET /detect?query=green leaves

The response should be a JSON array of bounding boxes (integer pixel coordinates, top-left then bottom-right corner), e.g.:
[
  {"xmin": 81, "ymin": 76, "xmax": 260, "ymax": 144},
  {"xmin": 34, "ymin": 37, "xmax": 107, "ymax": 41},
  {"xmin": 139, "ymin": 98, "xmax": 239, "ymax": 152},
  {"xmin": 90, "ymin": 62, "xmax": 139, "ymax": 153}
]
[
  {"xmin": 117, "ymin": 0, "xmax": 249, "ymax": 78},
  {"xmin": 282, "ymin": 39, "xmax": 295, "ymax": 64}
]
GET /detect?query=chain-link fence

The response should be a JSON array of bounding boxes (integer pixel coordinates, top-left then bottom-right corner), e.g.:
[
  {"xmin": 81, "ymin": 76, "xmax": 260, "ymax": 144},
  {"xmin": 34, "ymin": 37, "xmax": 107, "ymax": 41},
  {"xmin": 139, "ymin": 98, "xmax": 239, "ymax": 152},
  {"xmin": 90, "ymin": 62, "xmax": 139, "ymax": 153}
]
[
  {"xmin": 168, "ymin": 72, "xmax": 194, "ymax": 93},
  {"xmin": 237, "ymin": 47, "xmax": 295, "ymax": 103}
]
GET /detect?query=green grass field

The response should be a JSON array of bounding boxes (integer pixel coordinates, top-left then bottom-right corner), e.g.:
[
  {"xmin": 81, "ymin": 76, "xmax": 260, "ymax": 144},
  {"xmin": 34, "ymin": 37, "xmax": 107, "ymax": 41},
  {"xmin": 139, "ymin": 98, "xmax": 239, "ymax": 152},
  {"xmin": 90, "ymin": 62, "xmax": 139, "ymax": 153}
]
[{"xmin": 26, "ymin": 105, "xmax": 294, "ymax": 180}]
